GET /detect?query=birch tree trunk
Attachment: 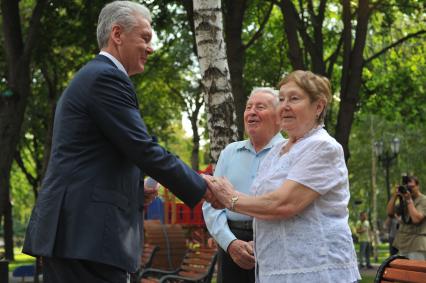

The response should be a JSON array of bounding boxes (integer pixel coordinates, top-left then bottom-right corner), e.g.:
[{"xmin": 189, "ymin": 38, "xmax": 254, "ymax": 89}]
[{"xmin": 193, "ymin": 0, "xmax": 238, "ymax": 162}]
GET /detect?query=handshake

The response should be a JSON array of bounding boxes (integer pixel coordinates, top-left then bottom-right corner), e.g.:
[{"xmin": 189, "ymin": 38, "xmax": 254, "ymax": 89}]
[
  {"xmin": 202, "ymin": 174, "xmax": 239, "ymax": 210},
  {"xmin": 143, "ymin": 175, "xmax": 239, "ymax": 210}
]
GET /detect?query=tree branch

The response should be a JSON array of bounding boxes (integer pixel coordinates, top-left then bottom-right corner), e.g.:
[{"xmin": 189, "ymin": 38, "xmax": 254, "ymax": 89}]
[
  {"xmin": 1, "ymin": 0, "xmax": 24, "ymax": 68},
  {"xmin": 23, "ymin": 0, "xmax": 50, "ymax": 64},
  {"xmin": 14, "ymin": 151, "xmax": 37, "ymax": 188},
  {"xmin": 364, "ymin": 30, "xmax": 426, "ymax": 65},
  {"xmin": 243, "ymin": 2, "xmax": 274, "ymax": 50},
  {"xmin": 325, "ymin": 33, "xmax": 344, "ymax": 78}
]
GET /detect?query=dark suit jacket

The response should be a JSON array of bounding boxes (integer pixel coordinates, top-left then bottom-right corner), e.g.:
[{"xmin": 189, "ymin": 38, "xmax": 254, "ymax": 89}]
[{"xmin": 23, "ymin": 55, "xmax": 206, "ymax": 272}]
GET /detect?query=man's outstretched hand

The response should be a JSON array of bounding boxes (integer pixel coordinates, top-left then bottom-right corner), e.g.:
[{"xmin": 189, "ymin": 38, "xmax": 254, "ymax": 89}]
[{"xmin": 202, "ymin": 175, "xmax": 225, "ymax": 209}]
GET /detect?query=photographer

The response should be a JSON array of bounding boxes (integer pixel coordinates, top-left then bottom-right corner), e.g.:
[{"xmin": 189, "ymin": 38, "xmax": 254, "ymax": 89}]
[{"xmin": 387, "ymin": 176, "xmax": 426, "ymax": 260}]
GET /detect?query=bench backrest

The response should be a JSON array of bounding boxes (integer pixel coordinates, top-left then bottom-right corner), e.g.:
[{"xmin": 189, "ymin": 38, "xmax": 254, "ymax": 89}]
[
  {"xmin": 141, "ymin": 244, "xmax": 159, "ymax": 269},
  {"xmin": 375, "ymin": 255, "xmax": 426, "ymax": 283},
  {"xmin": 144, "ymin": 223, "xmax": 187, "ymax": 270},
  {"xmin": 176, "ymin": 247, "xmax": 218, "ymax": 281}
]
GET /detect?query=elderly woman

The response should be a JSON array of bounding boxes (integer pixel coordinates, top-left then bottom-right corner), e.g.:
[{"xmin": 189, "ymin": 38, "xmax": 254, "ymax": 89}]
[{"xmin": 205, "ymin": 70, "xmax": 360, "ymax": 282}]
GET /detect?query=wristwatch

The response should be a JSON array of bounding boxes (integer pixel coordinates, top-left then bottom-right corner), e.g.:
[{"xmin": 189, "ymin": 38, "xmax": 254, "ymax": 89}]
[{"xmin": 230, "ymin": 195, "xmax": 239, "ymax": 211}]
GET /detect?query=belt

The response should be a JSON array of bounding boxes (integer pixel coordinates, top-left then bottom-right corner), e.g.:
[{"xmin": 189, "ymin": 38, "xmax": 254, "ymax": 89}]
[{"xmin": 227, "ymin": 220, "xmax": 253, "ymax": 231}]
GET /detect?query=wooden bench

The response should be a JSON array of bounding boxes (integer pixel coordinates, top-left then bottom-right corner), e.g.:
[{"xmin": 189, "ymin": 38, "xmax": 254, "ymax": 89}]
[
  {"xmin": 139, "ymin": 247, "xmax": 218, "ymax": 283},
  {"xmin": 134, "ymin": 244, "xmax": 160, "ymax": 282},
  {"xmin": 144, "ymin": 222, "xmax": 188, "ymax": 271},
  {"xmin": 375, "ymin": 255, "xmax": 426, "ymax": 283},
  {"xmin": 141, "ymin": 244, "xmax": 160, "ymax": 269}
]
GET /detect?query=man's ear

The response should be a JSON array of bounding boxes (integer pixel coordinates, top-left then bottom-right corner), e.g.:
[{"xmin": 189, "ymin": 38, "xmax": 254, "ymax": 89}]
[{"xmin": 110, "ymin": 24, "xmax": 123, "ymax": 45}]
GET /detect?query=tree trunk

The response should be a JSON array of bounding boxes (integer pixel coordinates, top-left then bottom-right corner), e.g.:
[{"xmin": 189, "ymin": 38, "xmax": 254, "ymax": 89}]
[
  {"xmin": 0, "ymin": 0, "xmax": 48, "ymax": 259},
  {"xmin": 335, "ymin": 0, "xmax": 370, "ymax": 161},
  {"xmin": 370, "ymin": 115, "xmax": 379, "ymax": 262},
  {"xmin": 193, "ymin": 0, "xmax": 238, "ymax": 162},
  {"xmin": 279, "ymin": 0, "xmax": 305, "ymax": 70},
  {"xmin": 3, "ymin": 196, "xmax": 14, "ymax": 260},
  {"xmin": 223, "ymin": 0, "xmax": 247, "ymax": 140}
]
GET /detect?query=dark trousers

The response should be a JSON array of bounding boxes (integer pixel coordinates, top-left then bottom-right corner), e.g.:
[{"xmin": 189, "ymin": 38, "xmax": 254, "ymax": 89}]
[
  {"xmin": 218, "ymin": 223, "xmax": 255, "ymax": 283},
  {"xmin": 359, "ymin": 241, "xmax": 371, "ymax": 267},
  {"xmin": 43, "ymin": 257, "xmax": 129, "ymax": 283},
  {"xmin": 389, "ymin": 237, "xmax": 399, "ymax": 256}
]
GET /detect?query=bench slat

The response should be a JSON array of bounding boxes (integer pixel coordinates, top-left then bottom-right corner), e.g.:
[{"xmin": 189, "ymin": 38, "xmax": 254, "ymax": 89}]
[
  {"xmin": 389, "ymin": 259, "xmax": 426, "ymax": 273},
  {"xmin": 383, "ymin": 267, "xmax": 426, "ymax": 283}
]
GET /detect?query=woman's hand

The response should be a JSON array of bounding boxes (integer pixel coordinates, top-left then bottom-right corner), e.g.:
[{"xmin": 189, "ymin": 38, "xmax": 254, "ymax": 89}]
[{"xmin": 203, "ymin": 175, "xmax": 237, "ymax": 210}]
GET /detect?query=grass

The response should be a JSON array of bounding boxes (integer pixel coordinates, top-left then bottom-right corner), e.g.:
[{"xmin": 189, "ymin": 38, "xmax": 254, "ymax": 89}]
[
  {"xmin": 3, "ymin": 248, "xmax": 36, "ymax": 272},
  {"xmin": 360, "ymin": 274, "xmax": 375, "ymax": 282},
  {"xmin": 354, "ymin": 242, "xmax": 390, "ymax": 264}
]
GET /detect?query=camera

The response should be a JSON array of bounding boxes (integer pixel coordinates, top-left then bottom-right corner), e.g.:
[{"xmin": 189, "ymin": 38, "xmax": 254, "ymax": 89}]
[{"xmin": 398, "ymin": 175, "xmax": 411, "ymax": 194}]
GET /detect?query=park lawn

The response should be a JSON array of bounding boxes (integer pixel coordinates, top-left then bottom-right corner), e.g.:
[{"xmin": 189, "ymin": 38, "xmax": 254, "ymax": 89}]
[
  {"xmin": 360, "ymin": 274, "xmax": 375, "ymax": 282},
  {"xmin": 354, "ymin": 242, "xmax": 390, "ymax": 263}
]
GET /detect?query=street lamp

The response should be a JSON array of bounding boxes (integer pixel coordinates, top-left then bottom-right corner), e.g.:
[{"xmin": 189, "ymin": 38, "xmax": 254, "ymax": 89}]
[{"xmin": 374, "ymin": 137, "xmax": 400, "ymax": 201}]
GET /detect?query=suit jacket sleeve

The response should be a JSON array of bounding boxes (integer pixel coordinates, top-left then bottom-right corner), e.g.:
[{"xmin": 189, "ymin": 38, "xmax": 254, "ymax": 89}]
[{"xmin": 87, "ymin": 68, "xmax": 206, "ymax": 207}]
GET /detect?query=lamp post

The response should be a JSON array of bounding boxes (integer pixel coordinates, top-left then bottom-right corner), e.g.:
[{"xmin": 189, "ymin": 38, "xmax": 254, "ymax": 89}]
[{"xmin": 374, "ymin": 137, "xmax": 400, "ymax": 201}]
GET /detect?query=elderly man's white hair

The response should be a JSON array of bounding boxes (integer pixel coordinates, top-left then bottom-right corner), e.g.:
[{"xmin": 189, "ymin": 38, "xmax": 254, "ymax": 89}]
[
  {"xmin": 248, "ymin": 87, "xmax": 279, "ymax": 106},
  {"xmin": 97, "ymin": 1, "xmax": 152, "ymax": 49}
]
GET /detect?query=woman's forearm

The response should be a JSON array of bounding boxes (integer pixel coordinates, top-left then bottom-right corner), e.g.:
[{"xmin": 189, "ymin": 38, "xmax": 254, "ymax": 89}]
[
  {"xmin": 232, "ymin": 181, "xmax": 320, "ymax": 220},
  {"xmin": 233, "ymin": 193, "xmax": 295, "ymax": 220}
]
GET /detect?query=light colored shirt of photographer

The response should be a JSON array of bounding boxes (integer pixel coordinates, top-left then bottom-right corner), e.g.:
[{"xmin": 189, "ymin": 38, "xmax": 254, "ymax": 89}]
[{"xmin": 387, "ymin": 177, "xmax": 426, "ymax": 260}]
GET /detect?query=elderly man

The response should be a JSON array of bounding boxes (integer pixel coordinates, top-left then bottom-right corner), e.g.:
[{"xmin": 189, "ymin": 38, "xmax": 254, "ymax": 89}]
[
  {"xmin": 23, "ymin": 2, "xmax": 216, "ymax": 283},
  {"xmin": 203, "ymin": 88, "xmax": 283, "ymax": 283},
  {"xmin": 387, "ymin": 175, "xmax": 426, "ymax": 260}
]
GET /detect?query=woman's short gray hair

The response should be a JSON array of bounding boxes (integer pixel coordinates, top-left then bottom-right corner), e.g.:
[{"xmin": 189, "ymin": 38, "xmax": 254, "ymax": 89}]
[
  {"xmin": 248, "ymin": 87, "xmax": 279, "ymax": 106},
  {"xmin": 97, "ymin": 1, "xmax": 152, "ymax": 49}
]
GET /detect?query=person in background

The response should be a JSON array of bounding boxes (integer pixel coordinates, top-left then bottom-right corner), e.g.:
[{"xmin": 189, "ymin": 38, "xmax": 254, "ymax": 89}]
[
  {"xmin": 356, "ymin": 211, "xmax": 372, "ymax": 269},
  {"xmin": 205, "ymin": 70, "xmax": 360, "ymax": 282},
  {"xmin": 203, "ymin": 87, "xmax": 283, "ymax": 283},
  {"xmin": 387, "ymin": 175, "xmax": 426, "ymax": 260},
  {"xmin": 22, "ymin": 2, "xmax": 217, "ymax": 283}
]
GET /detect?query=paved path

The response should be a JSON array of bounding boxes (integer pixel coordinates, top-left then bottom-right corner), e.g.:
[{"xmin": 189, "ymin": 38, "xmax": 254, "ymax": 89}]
[{"xmin": 359, "ymin": 262, "xmax": 380, "ymax": 278}]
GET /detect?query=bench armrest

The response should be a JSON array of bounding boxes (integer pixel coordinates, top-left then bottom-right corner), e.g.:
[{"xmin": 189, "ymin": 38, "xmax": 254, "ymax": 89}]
[
  {"xmin": 139, "ymin": 267, "xmax": 180, "ymax": 280},
  {"xmin": 375, "ymin": 254, "xmax": 408, "ymax": 283},
  {"xmin": 159, "ymin": 274, "xmax": 205, "ymax": 283}
]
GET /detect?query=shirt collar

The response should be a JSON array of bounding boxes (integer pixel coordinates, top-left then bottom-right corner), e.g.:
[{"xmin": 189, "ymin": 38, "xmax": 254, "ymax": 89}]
[
  {"xmin": 237, "ymin": 132, "xmax": 284, "ymax": 153},
  {"xmin": 99, "ymin": 51, "xmax": 128, "ymax": 76}
]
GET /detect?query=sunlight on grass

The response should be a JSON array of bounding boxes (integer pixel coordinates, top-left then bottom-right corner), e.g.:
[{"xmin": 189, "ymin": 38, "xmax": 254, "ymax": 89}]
[
  {"xmin": 360, "ymin": 274, "xmax": 375, "ymax": 282},
  {"xmin": 8, "ymin": 248, "xmax": 36, "ymax": 272}
]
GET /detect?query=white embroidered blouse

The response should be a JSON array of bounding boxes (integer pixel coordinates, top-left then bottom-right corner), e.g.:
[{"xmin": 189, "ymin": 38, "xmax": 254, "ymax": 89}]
[{"xmin": 251, "ymin": 127, "xmax": 361, "ymax": 283}]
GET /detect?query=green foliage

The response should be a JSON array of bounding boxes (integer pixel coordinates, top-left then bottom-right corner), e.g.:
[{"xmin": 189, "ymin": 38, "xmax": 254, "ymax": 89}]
[
  {"xmin": 244, "ymin": 6, "xmax": 290, "ymax": 91},
  {"xmin": 348, "ymin": 114, "xmax": 426, "ymax": 225},
  {"xmin": 5, "ymin": 0, "xmax": 426, "ymax": 247}
]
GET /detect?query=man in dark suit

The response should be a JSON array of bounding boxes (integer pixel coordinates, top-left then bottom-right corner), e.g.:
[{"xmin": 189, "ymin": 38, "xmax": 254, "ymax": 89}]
[{"xmin": 23, "ymin": 2, "xmax": 218, "ymax": 282}]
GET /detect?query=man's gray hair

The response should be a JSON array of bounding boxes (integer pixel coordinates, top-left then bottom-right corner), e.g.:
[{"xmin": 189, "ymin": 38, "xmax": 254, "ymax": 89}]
[
  {"xmin": 97, "ymin": 1, "xmax": 152, "ymax": 49},
  {"xmin": 248, "ymin": 87, "xmax": 279, "ymax": 106}
]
